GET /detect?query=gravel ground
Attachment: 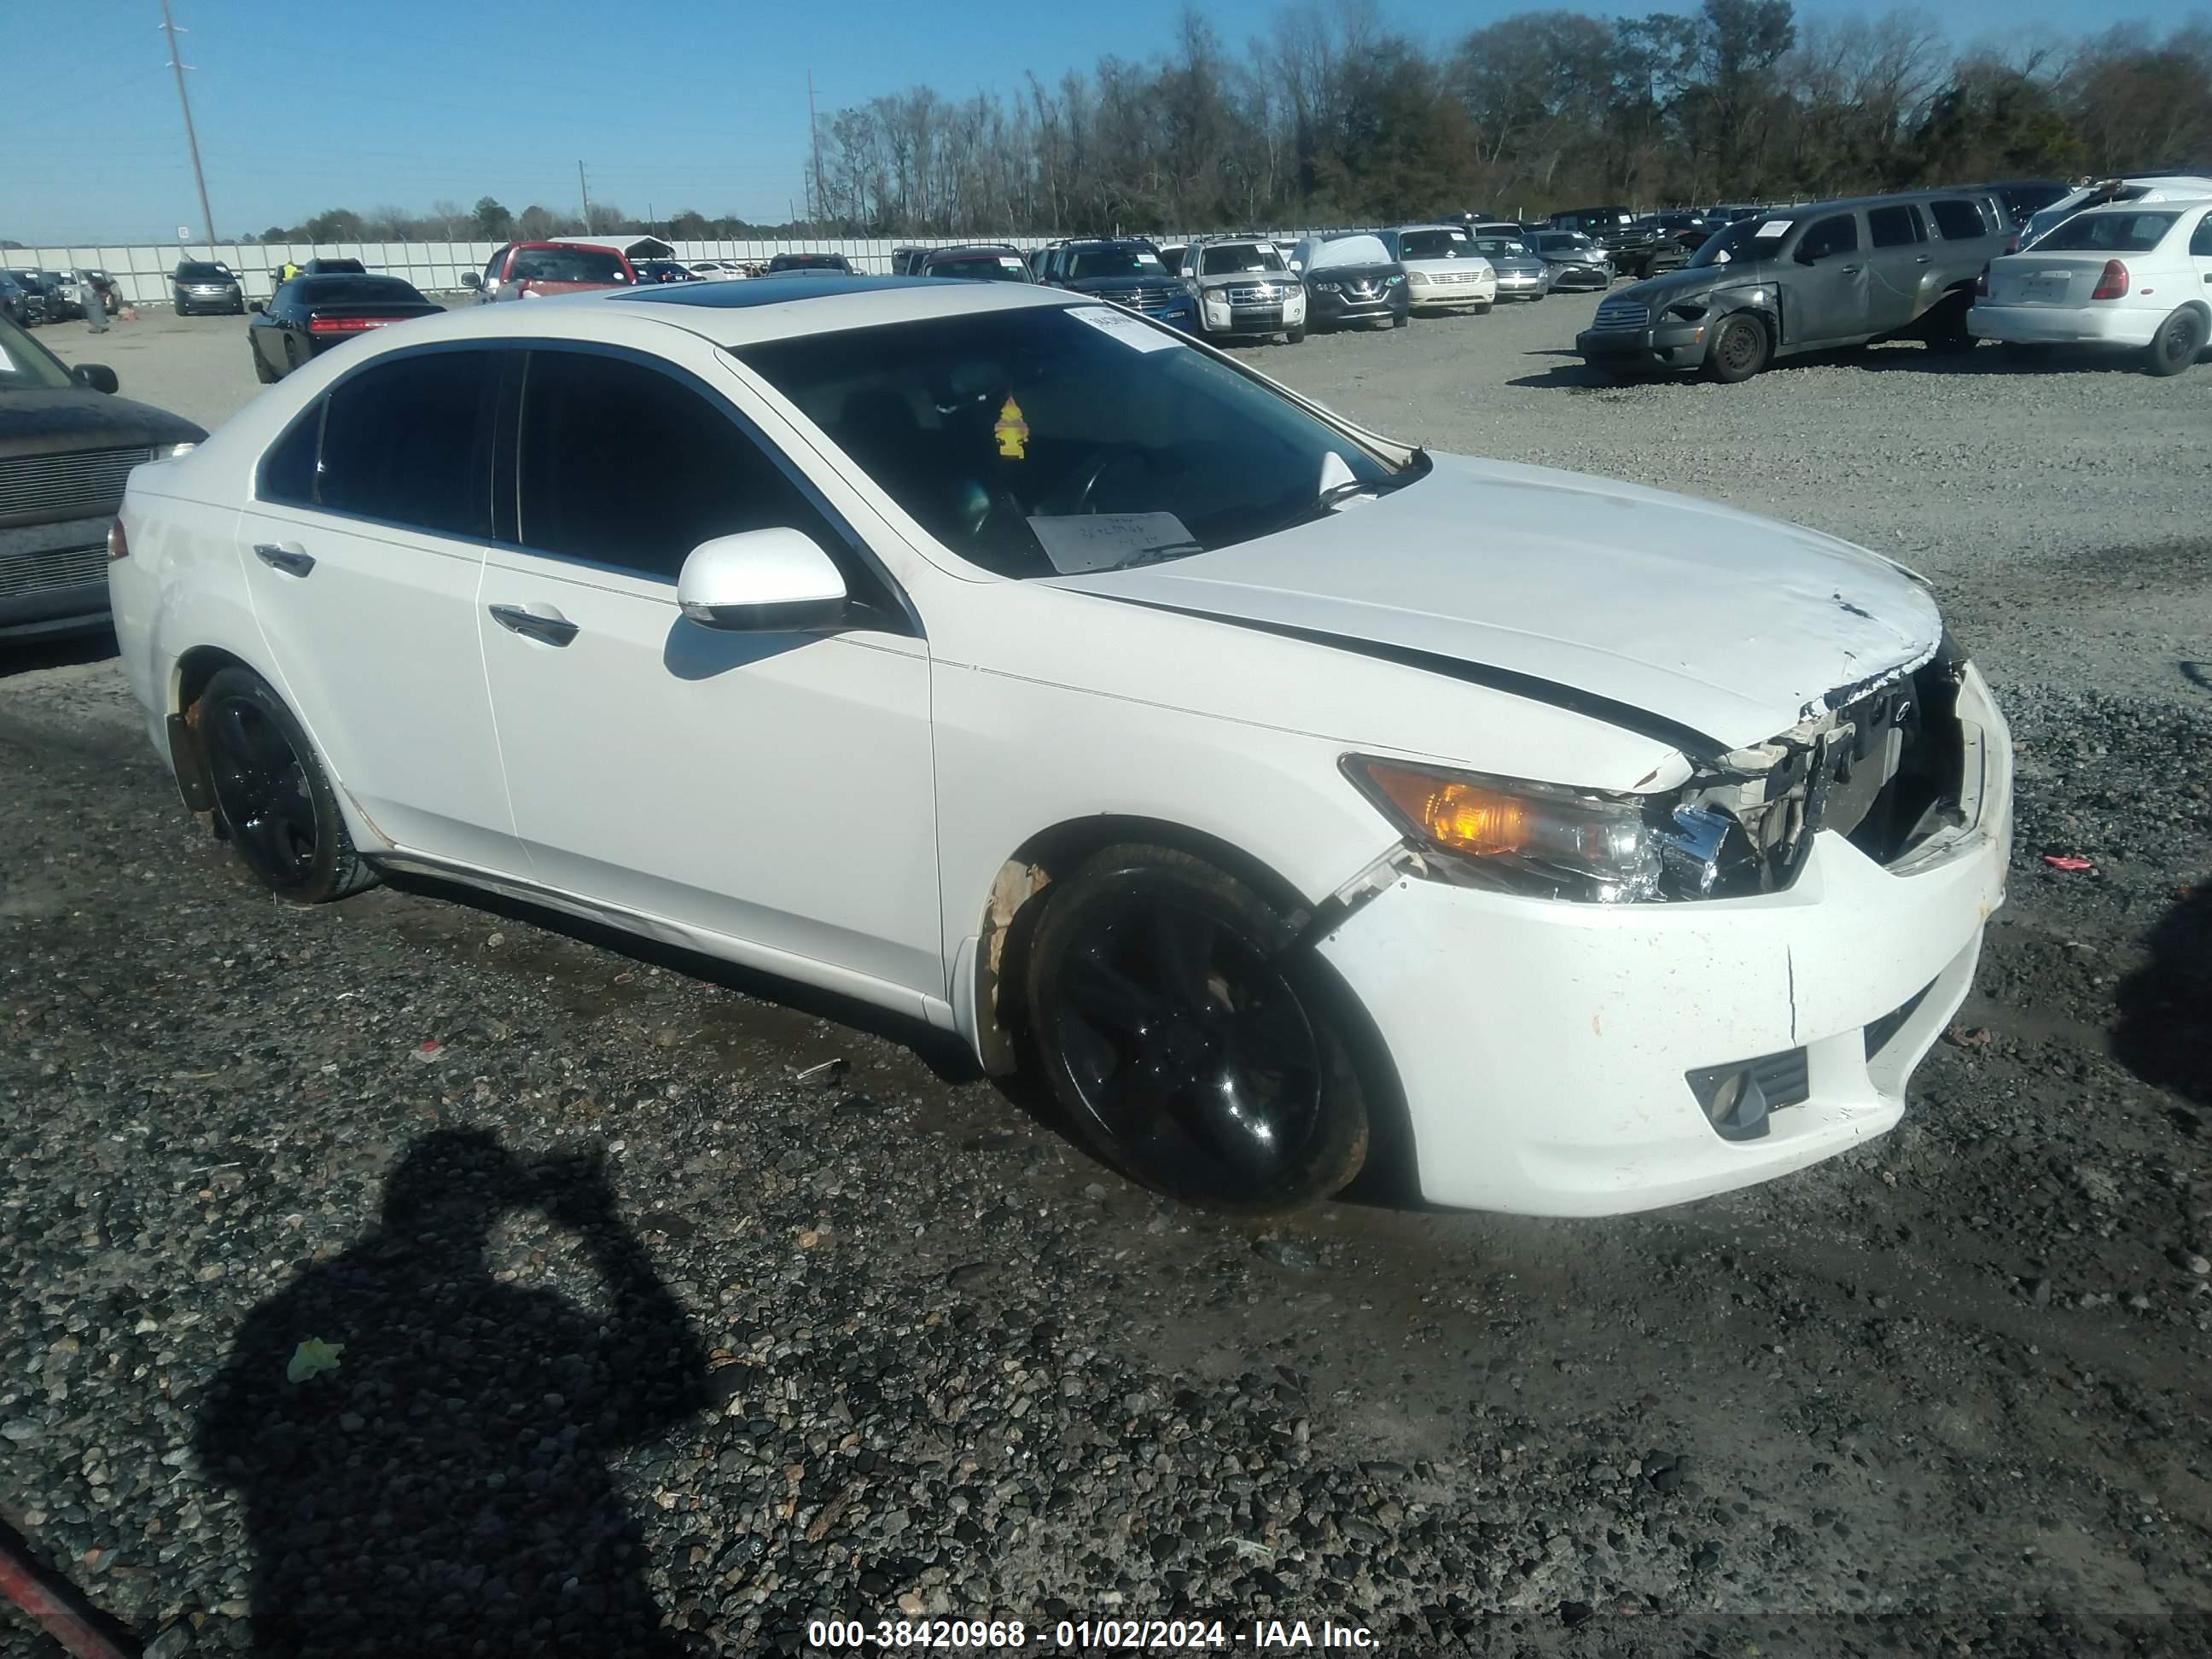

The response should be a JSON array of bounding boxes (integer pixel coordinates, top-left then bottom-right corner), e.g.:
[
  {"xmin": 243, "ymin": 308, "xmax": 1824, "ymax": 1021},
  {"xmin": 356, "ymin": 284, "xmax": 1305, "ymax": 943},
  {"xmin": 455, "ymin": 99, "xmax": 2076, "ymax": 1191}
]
[{"xmin": 4, "ymin": 298, "xmax": 2209, "ymax": 1657}]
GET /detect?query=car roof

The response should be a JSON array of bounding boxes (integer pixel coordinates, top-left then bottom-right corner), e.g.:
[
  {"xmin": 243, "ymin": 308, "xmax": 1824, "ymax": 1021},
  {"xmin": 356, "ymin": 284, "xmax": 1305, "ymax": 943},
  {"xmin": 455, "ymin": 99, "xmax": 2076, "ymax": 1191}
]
[
  {"xmin": 2070, "ymin": 196, "xmax": 2212, "ymax": 213},
  {"xmin": 923, "ymin": 244, "xmax": 1022, "ymax": 257}
]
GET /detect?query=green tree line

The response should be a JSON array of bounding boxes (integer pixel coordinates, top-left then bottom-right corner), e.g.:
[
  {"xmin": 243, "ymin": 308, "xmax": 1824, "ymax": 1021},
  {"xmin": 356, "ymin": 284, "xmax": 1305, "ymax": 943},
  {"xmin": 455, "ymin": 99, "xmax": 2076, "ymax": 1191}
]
[{"xmin": 255, "ymin": 0, "xmax": 2210, "ymax": 243}]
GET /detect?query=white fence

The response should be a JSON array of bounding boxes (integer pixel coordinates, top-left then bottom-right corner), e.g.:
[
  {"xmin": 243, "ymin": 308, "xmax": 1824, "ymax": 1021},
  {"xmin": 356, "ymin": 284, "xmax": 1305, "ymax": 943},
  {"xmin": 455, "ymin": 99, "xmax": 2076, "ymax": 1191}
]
[{"xmin": 11, "ymin": 235, "xmax": 1301, "ymax": 308}]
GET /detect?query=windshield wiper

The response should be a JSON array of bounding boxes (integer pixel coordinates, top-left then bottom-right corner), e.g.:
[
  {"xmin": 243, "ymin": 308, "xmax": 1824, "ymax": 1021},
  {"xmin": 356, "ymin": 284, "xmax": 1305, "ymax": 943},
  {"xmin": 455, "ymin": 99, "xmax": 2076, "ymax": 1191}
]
[{"xmin": 1115, "ymin": 539, "xmax": 1207, "ymax": 568}]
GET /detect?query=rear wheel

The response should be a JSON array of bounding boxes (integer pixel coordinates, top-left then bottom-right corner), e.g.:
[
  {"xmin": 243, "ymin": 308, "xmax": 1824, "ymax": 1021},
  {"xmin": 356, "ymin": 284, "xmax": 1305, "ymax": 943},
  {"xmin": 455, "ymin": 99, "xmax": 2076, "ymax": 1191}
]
[
  {"xmin": 2145, "ymin": 306, "xmax": 2205, "ymax": 377},
  {"xmin": 197, "ymin": 667, "xmax": 377, "ymax": 904},
  {"xmin": 1022, "ymin": 845, "xmax": 1370, "ymax": 1214},
  {"xmin": 1704, "ymin": 312, "xmax": 1772, "ymax": 383}
]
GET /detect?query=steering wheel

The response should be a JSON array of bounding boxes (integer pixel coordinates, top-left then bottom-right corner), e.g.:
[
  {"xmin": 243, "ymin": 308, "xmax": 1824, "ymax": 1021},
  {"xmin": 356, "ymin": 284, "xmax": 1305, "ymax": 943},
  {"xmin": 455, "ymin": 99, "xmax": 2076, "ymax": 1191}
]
[{"xmin": 1041, "ymin": 444, "xmax": 1150, "ymax": 516}]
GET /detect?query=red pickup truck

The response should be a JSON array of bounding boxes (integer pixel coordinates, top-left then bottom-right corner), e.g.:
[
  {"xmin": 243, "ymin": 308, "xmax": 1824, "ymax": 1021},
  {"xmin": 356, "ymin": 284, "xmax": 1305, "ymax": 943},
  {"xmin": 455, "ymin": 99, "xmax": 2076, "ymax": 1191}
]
[{"xmin": 464, "ymin": 241, "xmax": 637, "ymax": 302}]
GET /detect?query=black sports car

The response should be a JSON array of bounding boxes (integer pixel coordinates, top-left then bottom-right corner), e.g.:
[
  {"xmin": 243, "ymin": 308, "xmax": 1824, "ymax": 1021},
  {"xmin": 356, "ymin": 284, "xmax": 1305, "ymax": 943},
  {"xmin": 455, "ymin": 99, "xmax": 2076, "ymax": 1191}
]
[{"xmin": 247, "ymin": 275, "xmax": 442, "ymax": 381}]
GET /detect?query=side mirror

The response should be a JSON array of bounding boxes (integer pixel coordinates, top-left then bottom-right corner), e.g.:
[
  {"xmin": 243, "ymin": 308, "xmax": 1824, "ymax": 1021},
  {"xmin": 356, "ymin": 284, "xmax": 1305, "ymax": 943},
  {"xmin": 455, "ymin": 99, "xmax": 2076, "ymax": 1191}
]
[
  {"xmin": 247, "ymin": 299, "xmax": 265, "ymax": 313},
  {"xmin": 677, "ymin": 528, "xmax": 848, "ymax": 632},
  {"xmin": 460, "ymin": 271, "xmax": 482, "ymax": 289},
  {"xmin": 73, "ymin": 364, "xmax": 119, "ymax": 394}
]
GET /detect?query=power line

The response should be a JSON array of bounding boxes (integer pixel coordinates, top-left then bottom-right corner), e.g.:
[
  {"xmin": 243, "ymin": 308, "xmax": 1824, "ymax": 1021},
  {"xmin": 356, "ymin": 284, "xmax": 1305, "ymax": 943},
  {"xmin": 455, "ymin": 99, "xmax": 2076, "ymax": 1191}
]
[{"xmin": 158, "ymin": 0, "xmax": 215, "ymax": 242}]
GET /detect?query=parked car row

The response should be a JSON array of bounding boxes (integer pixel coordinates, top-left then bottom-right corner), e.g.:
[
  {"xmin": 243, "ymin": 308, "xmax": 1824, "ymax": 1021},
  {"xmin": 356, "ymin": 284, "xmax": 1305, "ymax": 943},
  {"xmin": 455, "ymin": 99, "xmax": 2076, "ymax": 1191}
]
[
  {"xmin": 1573, "ymin": 179, "xmax": 2212, "ymax": 381},
  {"xmin": 4, "ymin": 266, "xmax": 119, "ymax": 324}
]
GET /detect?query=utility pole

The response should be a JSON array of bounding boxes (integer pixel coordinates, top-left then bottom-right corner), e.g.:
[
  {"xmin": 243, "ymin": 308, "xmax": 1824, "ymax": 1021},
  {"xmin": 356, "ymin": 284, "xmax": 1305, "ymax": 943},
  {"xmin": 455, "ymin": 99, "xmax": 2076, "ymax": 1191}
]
[
  {"xmin": 806, "ymin": 68, "xmax": 824, "ymax": 223},
  {"xmin": 578, "ymin": 160, "xmax": 593, "ymax": 232},
  {"xmin": 159, "ymin": 0, "xmax": 216, "ymax": 245}
]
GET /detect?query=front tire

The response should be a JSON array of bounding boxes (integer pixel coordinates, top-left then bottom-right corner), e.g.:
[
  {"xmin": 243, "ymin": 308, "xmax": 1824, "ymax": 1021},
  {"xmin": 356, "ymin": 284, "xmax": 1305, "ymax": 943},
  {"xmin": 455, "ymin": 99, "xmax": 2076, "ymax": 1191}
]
[
  {"xmin": 197, "ymin": 667, "xmax": 377, "ymax": 904},
  {"xmin": 1704, "ymin": 312, "xmax": 1772, "ymax": 383},
  {"xmin": 2145, "ymin": 306, "xmax": 2205, "ymax": 377},
  {"xmin": 252, "ymin": 343, "xmax": 277, "ymax": 383},
  {"xmin": 1022, "ymin": 845, "xmax": 1369, "ymax": 1214},
  {"xmin": 1287, "ymin": 327, "xmax": 1307, "ymax": 344}
]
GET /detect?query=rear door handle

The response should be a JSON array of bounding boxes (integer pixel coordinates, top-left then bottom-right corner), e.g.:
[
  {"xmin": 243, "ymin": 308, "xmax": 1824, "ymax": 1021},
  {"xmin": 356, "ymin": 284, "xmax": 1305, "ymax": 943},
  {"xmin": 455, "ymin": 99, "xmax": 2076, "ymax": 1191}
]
[
  {"xmin": 1840, "ymin": 264, "xmax": 1862, "ymax": 275},
  {"xmin": 1914, "ymin": 254, "xmax": 1932, "ymax": 264},
  {"xmin": 488, "ymin": 603, "xmax": 579, "ymax": 647},
  {"xmin": 252, "ymin": 542, "xmax": 314, "ymax": 577}
]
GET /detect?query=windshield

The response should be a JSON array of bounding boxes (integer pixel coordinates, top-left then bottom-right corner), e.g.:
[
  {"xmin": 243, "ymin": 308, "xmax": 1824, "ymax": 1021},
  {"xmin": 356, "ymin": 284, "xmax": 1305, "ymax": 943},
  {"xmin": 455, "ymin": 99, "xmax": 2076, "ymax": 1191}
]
[
  {"xmin": 178, "ymin": 263, "xmax": 231, "ymax": 281},
  {"xmin": 929, "ymin": 254, "xmax": 1031, "ymax": 282},
  {"xmin": 770, "ymin": 253, "xmax": 848, "ymax": 271},
  {"xmin": 1473, "ymin": 237, "xmax": 1526, "ymax": 259},
  {"xmin": 737, "ymin": 306, "xmax": 1409, "ymax": 579},
  {"xmin": 1198, "ymin": 242, "xmax": 1286, "ymax": 276},
  {"xmin": 0, "ymin": 315, "xmax": 77, "ymax": 390},
  {"xmin": 1398, "ymin": 230, "xmax": 1473, "ymax": 260},
  {"xmin": 2037, "ymin": 210, "xmax": 2179, "ymax": 253},
  {"xmin": 1535, "ymin": 234, "xmax": 1592, "ymax": 253},
  {"xmin": 1689, "ymin": 218, "xmax": 1788, "ymax": 266},
  {"xmin": 510, "ymin": 247, "xmax": 630, "ymax": 283},
  {"xmin": 1068, "ymin": 247, "xmax": 1162, "ymax": 280}
]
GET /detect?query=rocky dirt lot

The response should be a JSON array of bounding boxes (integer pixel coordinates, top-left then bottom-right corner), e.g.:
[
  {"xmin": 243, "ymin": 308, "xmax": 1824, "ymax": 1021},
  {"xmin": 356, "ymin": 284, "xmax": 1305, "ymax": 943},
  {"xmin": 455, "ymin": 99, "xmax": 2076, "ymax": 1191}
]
[{"xmin": 3, "ymin": 301, "xmax": 2209, "ymax": 1658}]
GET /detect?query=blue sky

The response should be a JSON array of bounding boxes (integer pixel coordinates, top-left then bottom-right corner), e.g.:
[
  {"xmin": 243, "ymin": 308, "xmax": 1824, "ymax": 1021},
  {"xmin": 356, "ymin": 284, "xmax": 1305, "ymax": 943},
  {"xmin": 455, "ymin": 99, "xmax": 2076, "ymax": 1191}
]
[{"xmin": 18, "ymin": 0, "xmax": 2115, "ymax": 243}]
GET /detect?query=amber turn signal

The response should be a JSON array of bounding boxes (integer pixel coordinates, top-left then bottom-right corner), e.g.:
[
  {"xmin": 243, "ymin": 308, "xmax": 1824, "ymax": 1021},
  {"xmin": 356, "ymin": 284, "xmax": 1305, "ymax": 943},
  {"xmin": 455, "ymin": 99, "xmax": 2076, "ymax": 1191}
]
[{"xmin": 1359, "ymin": 762, "xmax": 1533, "ymax": 858}]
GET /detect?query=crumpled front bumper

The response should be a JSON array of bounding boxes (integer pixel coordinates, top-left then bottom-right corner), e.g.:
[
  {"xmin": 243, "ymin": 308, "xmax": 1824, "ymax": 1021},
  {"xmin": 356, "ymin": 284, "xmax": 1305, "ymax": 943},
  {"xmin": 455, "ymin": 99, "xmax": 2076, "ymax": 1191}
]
[
  {"xmin": 1576, "ymin": 317, "xmax": 1711, "ymax": 371},
  {"xmin": 1315, "ymin": 665, "xmax": 2014, "ymax": 1216}
]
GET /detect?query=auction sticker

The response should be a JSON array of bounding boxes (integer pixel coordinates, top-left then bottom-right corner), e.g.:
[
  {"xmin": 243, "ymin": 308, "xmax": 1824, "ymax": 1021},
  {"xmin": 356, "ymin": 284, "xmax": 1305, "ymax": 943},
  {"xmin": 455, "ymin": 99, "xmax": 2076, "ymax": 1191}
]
[{"xmin": 1066, "ymin": 305, "xmax": 1180, "ymax": 352}]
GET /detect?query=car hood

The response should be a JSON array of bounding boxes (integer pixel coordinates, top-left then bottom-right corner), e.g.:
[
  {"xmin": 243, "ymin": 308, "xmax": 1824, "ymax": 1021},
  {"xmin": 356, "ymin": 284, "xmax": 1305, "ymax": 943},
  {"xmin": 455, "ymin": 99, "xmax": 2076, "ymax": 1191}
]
[
  {"xmin": 1401, "ymin": 257, "xmax": 1493, "ymax": 279},
  {"xmin": 1044, "ymin": 453, "xmax": 1941, "ymax": 754},
  {"xmin": 0, "ymin": 389, "xmax": 205, "ymax": 463},
  {"xmin": 1066, "ymin": 274, "xmax": 1184, "ymax": 296},
  {"xmin": 1613, "ymin": 263, "xmax": 1780, "ymax": 306}
]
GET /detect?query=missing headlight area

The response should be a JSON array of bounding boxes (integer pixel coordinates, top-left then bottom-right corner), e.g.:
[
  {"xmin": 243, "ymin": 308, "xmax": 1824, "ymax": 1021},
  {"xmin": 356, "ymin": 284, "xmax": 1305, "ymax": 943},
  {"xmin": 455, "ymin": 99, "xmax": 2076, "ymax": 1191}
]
[{"xmin": 1676, "ymin": 643, "xmax": 1973, "ymax": 897}]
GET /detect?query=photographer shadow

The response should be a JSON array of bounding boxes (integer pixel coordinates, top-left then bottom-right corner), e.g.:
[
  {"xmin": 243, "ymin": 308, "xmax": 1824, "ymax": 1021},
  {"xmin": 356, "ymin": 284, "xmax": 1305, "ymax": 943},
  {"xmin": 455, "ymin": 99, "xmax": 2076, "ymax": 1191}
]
[
  {"xmin": 194, "ymin": 1130, "xmax": 710, "ymax": 1657},
  {"xmin": 2115, "ymin": 881, "xmax": 2212, "ymax": 1112}
]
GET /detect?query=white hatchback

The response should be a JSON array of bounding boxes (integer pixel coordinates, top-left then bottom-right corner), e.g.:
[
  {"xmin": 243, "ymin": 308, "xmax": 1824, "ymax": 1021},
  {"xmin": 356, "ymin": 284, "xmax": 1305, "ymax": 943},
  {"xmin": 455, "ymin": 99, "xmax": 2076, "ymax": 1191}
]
[
  {"xmin": 110, "ymin": 276, "xmax": 2011, "ymax": 1217},
  {"xmin": 1970, "ymin": 199, "xmax": 2212, "ymax": 374}
]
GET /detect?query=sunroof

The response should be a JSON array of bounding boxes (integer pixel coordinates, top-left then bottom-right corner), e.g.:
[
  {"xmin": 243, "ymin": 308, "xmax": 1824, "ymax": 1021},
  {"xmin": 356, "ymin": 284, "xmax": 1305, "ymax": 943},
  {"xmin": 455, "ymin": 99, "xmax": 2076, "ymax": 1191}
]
[{"xmin": 612, "ymin": 273, "xmax": 934, "ymax": 308}]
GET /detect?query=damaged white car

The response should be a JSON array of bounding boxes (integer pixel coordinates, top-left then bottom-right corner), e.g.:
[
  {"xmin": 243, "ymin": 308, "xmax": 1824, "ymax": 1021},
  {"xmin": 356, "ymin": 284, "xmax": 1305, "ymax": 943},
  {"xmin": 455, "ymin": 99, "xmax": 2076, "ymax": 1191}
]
[{"xmin": 109, "ymin": 276, "xmax": 2011, "ymax": 1217}]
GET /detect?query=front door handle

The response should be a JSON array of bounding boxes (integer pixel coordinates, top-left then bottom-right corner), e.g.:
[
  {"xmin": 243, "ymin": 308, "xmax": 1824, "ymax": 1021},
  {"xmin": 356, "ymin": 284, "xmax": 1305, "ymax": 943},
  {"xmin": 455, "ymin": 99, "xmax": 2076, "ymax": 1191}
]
[
  {"xmin": 1914, "ymin": 254, "xmax": 1932, "ymax": 264},
  {"xmin": 488, "ymin": 603, "xmax": 579, "ymax": 647},
  {"xmin": 1840, "ymin": 263, "xmax": 1863, "ymax": 275},
  {"xmin": 253, "ymin": 542, "xmax": 314, "ymax": 578}
]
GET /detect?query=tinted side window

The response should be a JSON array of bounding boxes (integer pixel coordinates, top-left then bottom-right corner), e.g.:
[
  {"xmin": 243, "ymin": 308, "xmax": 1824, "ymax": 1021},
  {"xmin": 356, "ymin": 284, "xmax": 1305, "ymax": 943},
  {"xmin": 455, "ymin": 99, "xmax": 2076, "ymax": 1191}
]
[
  {"xmin": 1929, "ymin": 199, "xmax": 1989, "ymax": 241},
  {"xmin": 260, "ymin": 404, "xmax": 322, "ymax": 504},
  {"xmin": 1799, "ymin": 215, "xmax": 1860, "ymax": 260},
  {"xmin": 317, "ymin": 350, "xmax": 500, "ymax": 537},
  {"xmin": 516, "ymin": 350, "xmax": 840, "ymax": 583},
  {"xmin": 2192, "ymin": 212, "xmax": 2212, "ymax": 258},
  {"xmin": 1867, "ymin": 206, "xmax": 1924, "ymax": 247}
]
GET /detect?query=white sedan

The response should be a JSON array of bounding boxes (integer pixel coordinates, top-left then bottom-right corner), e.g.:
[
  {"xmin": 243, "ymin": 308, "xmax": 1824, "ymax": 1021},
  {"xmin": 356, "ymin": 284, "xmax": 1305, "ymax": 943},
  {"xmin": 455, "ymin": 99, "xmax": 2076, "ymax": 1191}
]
[
  {"xmin": 109, "ymin": 276, "xmax": 2012, "ymax": 1217},
  {"xmin": 1970, "ymin": 199, "xmax": 2212, "ymax": 374}
]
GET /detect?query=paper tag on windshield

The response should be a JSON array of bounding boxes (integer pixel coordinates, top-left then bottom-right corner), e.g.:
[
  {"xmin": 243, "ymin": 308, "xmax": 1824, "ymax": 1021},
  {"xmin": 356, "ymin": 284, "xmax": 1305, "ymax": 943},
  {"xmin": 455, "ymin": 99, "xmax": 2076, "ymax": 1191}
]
[
  {"xmin": 1066, "ymin": 305, "xmax": 1179, "ymax": 352},
  {"xmin": 1754, "ymin": 219, "xmax": 1791, "ymax": 238},
  {"xmin": 1027, "ymin": 513, "xmax": 1196, "ymax": 574},
  {"xmin": 1136, "ymin": 253, "xmax": 1161, "ymax": 266},
  {"xmin": 999, "ymin": 257, "xmax": 1026, "ymax": 270}
]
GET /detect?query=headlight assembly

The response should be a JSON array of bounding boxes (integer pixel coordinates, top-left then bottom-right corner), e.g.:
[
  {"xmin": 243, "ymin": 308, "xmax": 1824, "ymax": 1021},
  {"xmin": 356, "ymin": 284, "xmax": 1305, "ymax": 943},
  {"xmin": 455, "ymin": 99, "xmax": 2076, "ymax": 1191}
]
[
  {"xmin": 153, "ymin": 441, "xmax": 197, "ymax": 460},
  {"xmin": 1342, "ymin": 756, "xmax": 1755, "ymax": 904}
]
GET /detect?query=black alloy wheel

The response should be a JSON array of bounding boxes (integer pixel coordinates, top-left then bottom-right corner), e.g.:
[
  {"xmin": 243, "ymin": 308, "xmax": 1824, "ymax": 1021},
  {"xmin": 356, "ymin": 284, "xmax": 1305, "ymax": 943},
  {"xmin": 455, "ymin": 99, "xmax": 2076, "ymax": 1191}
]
[
  {"xmin": 1023, "ymin": 845, "xmax": 1368, "ymax": 1213},
  {"xmin": 2146, "ymin": 307, "xmax": 2206, "ymax": 377},
  {"xmin": 198, "ymin": 667, "xmax": 376, "ymax": 903}
]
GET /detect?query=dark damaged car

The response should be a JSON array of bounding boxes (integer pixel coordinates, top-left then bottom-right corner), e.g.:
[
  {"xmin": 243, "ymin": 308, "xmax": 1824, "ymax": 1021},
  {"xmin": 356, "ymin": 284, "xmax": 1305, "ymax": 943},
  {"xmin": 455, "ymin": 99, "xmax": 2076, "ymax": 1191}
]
[
  {"xmin": 1576, "ymin": 189, "xmax": 2011, "ymax": 383},
  {"xmin": 1, "ymin": 312, "xmax": 203, "ymax": 642}
]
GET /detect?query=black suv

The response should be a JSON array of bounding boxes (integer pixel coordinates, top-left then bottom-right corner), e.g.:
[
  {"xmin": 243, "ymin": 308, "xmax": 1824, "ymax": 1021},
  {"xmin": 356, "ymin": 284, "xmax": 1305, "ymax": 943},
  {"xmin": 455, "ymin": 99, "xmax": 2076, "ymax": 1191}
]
[
  {"xmin": 1576, "ymin": 189, "xmax": 2011, "ymax": 383},
  {"xmin": 916, "ymin": 244, "xmax": 1033, "ymax": 282},
  {"xmin": 1041, "ymin": 239, "xmax": 1196, "ymax": 329}
]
